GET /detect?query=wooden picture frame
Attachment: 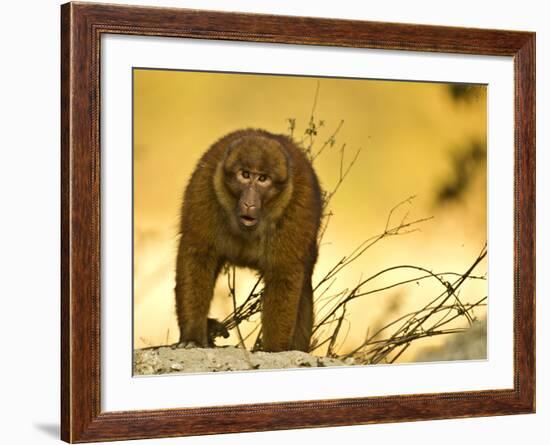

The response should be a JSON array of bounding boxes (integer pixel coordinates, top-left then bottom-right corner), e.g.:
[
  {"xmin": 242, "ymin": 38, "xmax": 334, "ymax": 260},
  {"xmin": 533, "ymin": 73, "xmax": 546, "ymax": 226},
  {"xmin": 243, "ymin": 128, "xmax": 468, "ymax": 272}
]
[{"xmin": 61, "ymin": 2, "xmax": 535, "ymax": 442}]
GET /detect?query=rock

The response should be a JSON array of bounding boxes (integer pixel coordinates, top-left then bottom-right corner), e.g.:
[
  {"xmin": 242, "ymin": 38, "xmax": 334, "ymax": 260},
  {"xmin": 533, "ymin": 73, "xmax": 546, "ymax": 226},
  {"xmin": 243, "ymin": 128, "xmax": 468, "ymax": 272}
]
[
  {"xmin": 344, "ymin": 357, "xmax": 356, "ymax": 365},
  {"xmin": 414, "ymin": 319, "xmax": 487, "ymax": 362},
  {"xmin": 133, "ymin": 346, "xmax": 351, "ymax": 375},
  {"xmin": 133, "ymin": 349, "xmax": 163, "ymax": 375}
]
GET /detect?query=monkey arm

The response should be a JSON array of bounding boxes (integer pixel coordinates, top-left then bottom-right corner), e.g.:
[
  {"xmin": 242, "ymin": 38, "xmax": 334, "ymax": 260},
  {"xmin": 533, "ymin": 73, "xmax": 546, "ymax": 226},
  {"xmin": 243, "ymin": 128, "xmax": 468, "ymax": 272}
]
[
  {"xmin": 261, "ymin": 267, "xmax": 305, "ymax": 352},
  {"xmin": 174, "ymin": 246, "xmax": 221, "ymax": 348}
]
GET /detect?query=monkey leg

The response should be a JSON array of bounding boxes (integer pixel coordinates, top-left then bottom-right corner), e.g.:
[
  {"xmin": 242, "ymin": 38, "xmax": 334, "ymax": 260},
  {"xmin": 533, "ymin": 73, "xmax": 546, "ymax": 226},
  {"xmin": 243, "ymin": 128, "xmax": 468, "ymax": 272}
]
[
  {"xmin": 289, "ymin": 278, "xmax": 314, "ymax": 352},
  {"xmin": 262, "ymin": 270, "xmax": 304, "ymax": 352},
  {"xmin": 174, "ymin": 249, "xmax": 220, "ymax": 348}
]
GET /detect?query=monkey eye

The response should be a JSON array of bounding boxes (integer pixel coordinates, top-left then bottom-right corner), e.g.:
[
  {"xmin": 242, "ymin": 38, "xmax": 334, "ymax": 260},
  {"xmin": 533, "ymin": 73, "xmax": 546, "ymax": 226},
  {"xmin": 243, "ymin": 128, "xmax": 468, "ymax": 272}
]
[
  {"xmin": 258, "ymin": 174, "xmax": 268, "ymax": 182},
  {"xmin": 241, "ymin": 170, "xmax": 250, "ymax": 179}
]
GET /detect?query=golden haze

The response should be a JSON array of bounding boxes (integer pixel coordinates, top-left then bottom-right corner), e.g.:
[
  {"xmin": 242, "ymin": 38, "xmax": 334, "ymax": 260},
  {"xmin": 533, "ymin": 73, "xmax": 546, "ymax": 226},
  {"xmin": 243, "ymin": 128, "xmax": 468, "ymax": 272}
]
[{"xmin": 133, "ymin": 69, "xmax": 487, "ymax": 362}]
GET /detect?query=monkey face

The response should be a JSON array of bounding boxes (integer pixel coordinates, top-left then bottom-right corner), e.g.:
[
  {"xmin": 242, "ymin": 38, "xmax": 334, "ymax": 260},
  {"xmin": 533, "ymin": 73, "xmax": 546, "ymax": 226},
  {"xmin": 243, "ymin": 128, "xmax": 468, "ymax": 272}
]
[
  {"xmin": 222, "ymin": 136, "xmax": 290, "ymax": 230},
  {"xmin": 234, "ymin": 169, "xmax": 271, "ymax": 227}
]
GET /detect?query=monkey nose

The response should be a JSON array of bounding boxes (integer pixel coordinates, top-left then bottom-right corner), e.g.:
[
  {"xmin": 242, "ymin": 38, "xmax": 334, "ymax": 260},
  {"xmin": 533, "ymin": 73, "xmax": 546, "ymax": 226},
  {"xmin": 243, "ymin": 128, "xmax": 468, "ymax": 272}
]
[{"xmin": 244, "ymin": 202, "xmax": 256, "ymax": 210}]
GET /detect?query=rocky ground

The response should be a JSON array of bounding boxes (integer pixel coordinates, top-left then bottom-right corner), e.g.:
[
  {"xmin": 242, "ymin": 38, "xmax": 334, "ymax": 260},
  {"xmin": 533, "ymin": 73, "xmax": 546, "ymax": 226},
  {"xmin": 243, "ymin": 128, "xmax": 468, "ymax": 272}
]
[
  {"xmin": 134, "ymin": 320, "xmax": 487, "ymax": 375},
  {"xmin": 414, "ymin": 320, "xmax": 487, "ymax": 362},
  {"xmin": 134, "ymin": 345, "xmax": 355, "ymax": 375}
]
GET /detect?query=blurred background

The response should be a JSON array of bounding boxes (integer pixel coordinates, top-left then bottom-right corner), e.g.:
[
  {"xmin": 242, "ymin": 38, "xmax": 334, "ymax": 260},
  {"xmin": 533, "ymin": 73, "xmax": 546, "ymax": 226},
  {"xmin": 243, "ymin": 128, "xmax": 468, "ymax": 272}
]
[{"xmin": 133, "ymin": 68, "xmax": 487, "ymax": 363}]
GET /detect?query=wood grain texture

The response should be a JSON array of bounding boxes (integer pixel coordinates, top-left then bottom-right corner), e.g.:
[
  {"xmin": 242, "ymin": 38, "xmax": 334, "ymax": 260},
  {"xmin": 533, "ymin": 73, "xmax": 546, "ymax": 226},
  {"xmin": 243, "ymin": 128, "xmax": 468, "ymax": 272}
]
[{"xmin": 60, "ymin": 2, "xmax": 536, "ymax": 442}]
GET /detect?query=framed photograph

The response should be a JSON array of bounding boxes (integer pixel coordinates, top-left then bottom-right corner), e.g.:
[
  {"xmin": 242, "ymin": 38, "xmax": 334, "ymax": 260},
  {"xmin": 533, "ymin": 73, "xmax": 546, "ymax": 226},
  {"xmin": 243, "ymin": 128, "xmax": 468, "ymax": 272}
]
[{"xmin": 61, "ymin": 2, "xmax": 535, "ymax": 442}]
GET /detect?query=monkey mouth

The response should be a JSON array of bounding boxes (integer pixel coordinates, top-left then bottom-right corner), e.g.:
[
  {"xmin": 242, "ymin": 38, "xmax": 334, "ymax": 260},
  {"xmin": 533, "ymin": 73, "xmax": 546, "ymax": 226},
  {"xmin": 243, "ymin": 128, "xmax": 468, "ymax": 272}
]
[{"xmin": 239, "ymin": 214, "xmax": 258, "ymax": 227}]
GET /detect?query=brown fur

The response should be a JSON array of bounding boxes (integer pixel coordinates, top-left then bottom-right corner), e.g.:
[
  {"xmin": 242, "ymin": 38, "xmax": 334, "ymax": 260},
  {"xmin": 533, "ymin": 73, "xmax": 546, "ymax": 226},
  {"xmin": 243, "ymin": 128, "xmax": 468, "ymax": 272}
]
[{"xmin": 174, "ymin": 129, "xmax": 322, "ymax": 352}]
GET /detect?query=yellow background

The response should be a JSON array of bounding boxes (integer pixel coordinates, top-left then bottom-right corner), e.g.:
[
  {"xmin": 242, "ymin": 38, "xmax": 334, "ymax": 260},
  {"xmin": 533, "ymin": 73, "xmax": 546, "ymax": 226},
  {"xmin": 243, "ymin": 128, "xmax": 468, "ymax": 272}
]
[{"xmin": 133, "ymin": 69, "xmax": 487, "ymax": 362}]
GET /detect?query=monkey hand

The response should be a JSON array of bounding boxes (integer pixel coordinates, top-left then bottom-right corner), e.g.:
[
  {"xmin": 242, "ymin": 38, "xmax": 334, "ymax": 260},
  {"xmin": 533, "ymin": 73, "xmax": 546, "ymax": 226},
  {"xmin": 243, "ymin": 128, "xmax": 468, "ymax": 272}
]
[
  {"xmin": 171, "ymin": 319, "xmax": 229, "ymax": 349},
  {"xmin": 207, "ymin": 318, "xmax": 230, "ymax": 347}
]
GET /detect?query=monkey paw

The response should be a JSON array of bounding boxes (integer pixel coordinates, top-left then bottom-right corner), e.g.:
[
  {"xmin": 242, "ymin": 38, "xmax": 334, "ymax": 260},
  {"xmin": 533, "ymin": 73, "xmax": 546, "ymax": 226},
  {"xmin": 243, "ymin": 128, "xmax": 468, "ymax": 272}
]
[{"xmin": 171, "ymin": 340, "xmax": 202, "ymax": 349}]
